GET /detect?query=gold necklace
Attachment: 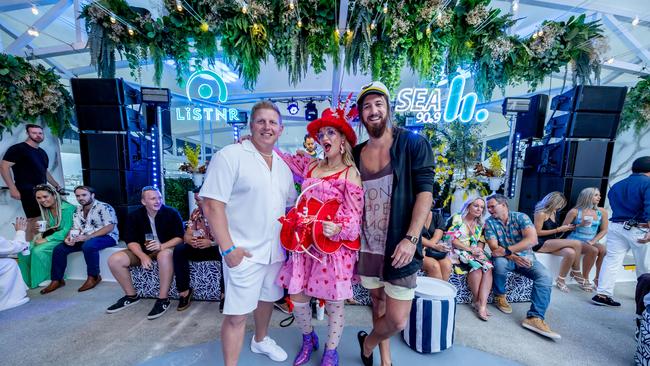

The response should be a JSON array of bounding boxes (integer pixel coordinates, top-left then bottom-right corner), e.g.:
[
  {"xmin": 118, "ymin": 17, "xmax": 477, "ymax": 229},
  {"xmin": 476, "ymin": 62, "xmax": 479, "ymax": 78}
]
[{"xmin": 259, "ymin": 151, "xmax": 273, "ymax": 158}]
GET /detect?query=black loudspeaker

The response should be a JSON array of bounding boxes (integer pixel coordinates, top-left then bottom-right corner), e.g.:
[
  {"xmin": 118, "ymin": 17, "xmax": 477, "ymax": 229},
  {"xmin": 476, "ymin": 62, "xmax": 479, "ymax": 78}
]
[
  {"xmin": 144, "ymin": 105, "xmax": 172, "ymax": 150},
  {"xmin": 551, "ymin": 85, "xmax": 627, "ymax": 113},
  {"xmin": 548, "ymin": 112, "xmax": 620, "ymax": 139},
  {"xmin": 71, "ymin": 78, "xmax": 141, "ymax": 106},
  {"xmin": 515, "ymin": 94, "xmax": 548, "ymax": 139},
  {"xmin": 114, "ymin": 204, "xmax": 141, "ymax": 241},
  {"xmin": 518, "ymin": 175, "xmax": 608, "ymax": 218},
  {"xmin": 75, "ymin": 105, "xmax": 143, "ymax": 132},
  {"xmin": 524, "ymin": 140, "xmax": 613, "ymax": 178},
  {"xmin": 79, "ymin": 133, "xmax": 149, "ymax": 171},
  {"xmin": 82, "ymin": 169, "xmax": 150, "ymax": 206}
]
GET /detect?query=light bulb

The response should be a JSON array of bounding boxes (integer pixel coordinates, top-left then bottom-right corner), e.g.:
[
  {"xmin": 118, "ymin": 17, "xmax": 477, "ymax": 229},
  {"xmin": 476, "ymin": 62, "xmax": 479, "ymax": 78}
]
[
  {"xmin": 370, "ymin": 21, "xmax": 376, "ymax": 30},
  {"xmin": 242, "ymin": 4, "xmax": 248, "ymax": 14},
  {"xmin": 176, "ymin": 0, "xmax": 183, "ymax": 11},
  {"xmin": 632, "ymin": 16, "xmax": 640, "ymax": 26},
  {"xmin": 382, "ymin": 4, "xmax": 388, "ymax": 13},
  {"xmin": 289, "ymin": 0, "xmax": 294, "ymax": 10},
  {"xmin": 110, "ymin": 16, "xmax": 116, "ymax": 24},
  {"xmin": 128, "ymin": 27, "xmax": 134, "ymax": 36},
  {"xmin": 31, "ymin": 5, "xmax": 38, "ymax": 15},
  {"xmin": 511, "ymin": 0, "xmax": 519, "ymax": 12},
  {"xmin": 605, "ymin": 57, "xmax": 614, "ymax": 64},
  {"xmin": 297, "ymin": 20, "xmax": 302, "ymax": 28}
]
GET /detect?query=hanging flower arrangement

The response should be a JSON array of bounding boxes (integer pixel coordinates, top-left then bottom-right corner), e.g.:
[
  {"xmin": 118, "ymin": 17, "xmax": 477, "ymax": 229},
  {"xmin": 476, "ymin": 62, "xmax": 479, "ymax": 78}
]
[
  {"xmin": 0, "ymin": 54, "xmax": 73, "ymax": 138},
  {"xmin": 620, "ymin": 75, "xmax": 650, "ymax": 135},
  {"xmin": 80, "ymin": 0, "xmax": 605, "ymax": 100}
]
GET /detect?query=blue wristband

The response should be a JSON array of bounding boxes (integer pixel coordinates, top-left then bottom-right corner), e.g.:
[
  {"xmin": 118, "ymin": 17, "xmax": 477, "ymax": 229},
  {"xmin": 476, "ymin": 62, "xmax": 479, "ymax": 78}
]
[{"xmin": 221, "ymin": 245, "xmax": 237, "ymax": 256}]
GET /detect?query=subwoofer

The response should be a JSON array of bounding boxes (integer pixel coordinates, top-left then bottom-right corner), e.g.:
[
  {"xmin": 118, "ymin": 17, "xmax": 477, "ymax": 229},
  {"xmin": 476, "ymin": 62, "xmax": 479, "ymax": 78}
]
[{"xmin": 79, "ymin": 132, "xmax": 149, "ymax": 171}]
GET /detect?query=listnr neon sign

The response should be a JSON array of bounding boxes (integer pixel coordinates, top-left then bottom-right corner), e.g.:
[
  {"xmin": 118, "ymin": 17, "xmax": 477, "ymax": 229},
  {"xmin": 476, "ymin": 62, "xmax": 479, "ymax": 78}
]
[
  {"xmin": 394, "ymin": 75, "xmax": 489, "ymax": 124},
  {"xmin": 175, "ymin": 69, "xmax": 241, "ymax": 123}
]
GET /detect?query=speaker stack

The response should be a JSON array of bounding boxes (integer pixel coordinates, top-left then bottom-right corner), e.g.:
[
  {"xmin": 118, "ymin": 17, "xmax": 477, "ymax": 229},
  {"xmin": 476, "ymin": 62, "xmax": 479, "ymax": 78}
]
[
  {"xmin": 71, "ymin": 78, "xmax": 151, "ymax": 238},
  {"xmin": 518, "ymin": 85, "xmax": 627, "ymax": 219}
]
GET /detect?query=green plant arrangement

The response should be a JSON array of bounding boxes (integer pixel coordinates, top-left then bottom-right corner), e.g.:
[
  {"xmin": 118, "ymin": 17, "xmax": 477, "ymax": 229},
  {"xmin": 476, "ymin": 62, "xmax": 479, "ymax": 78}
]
[
  {"xmin": 620, "ymin": 75, "xmax": 650, "ymax": 135},
  {"xmin": 164, "ymin": 177, "xmax": 195, "ymax": 220},
  {"xmin": 80, "ymin": 0, "xmax": 605, "ymax": 98},
  {"xmin": 0, "ymin": 54, "xmax": 73, "ymax": 138}
]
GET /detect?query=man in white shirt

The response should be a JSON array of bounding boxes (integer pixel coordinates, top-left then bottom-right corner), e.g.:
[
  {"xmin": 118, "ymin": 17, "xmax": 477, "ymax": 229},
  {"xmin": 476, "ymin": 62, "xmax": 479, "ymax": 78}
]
[
  {"xmin": 0, "ymin": 217, "xmax": 30, "ymax": 311},
  {"xmin": 201, "ymin": 101, "xmax": 296, "ymax": 366}
]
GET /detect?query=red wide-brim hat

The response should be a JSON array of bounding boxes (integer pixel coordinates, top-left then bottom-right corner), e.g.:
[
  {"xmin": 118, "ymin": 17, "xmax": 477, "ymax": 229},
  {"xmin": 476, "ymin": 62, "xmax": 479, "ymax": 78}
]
[{"xmin": 307, "ymin": 108, "xmax": 357, "ymax": 147}]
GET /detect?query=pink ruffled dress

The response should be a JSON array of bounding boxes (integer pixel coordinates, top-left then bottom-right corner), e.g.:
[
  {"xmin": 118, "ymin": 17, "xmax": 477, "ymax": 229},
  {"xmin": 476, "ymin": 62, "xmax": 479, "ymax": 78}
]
[{"xmin": 276, "ymin": 153, "xmax": 363, "ymax": 301}]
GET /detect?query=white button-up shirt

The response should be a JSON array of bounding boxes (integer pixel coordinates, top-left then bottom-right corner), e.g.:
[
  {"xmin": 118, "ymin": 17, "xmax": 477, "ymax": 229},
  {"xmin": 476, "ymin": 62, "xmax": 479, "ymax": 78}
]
[
  {"xmin": 72, "ymin": 200, "xmax": 119, "ymax": 243},
  {"xmin": 200, "ymin": 140, "xmax": 296, "ymax": 264}
]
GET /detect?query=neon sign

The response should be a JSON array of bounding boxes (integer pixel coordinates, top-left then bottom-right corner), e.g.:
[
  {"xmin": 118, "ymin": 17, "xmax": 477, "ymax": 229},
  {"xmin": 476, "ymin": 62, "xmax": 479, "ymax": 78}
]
[
  {"xmin": 395, "ymin": 75, "xmax": 489, "ymax": 124},
  {"xmin": 175, "ymin": 69, "xmax": 241, "ymax": 123}
]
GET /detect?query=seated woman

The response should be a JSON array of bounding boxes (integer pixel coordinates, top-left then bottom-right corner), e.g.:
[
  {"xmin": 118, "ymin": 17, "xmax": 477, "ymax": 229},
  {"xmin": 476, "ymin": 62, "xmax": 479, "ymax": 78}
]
[
  {"xmin": 533, "ymin": 192, "xmax": 582, "ymax": 292},
  {"xmin": 448, "ymin": 196, "xmax": 492, "ymax": 321},
  {"xmin": 18, "ymin": 184, "xmax": 74, "ymax": 288},
  {"xmin": 0, "ymin": 217, "xmax": 30, "ymax": 311},
  {"xmin": 421, "ymin": 206, "xmax": 452, "ymax": 281},
  {"xmin": 562, "ymin": 187, "xmax": 608, "ymax": 291}
]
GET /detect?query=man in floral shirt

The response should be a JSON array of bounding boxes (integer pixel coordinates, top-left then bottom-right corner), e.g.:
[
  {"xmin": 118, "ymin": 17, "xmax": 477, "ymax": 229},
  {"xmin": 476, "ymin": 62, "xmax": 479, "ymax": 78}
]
[
  {"xmin": 41, "ymin": 186, "xmax": 118, "ymax": 294},
  {"xmin": 485, "ymin": 193, "xmax": 560, "ymax": 340}
]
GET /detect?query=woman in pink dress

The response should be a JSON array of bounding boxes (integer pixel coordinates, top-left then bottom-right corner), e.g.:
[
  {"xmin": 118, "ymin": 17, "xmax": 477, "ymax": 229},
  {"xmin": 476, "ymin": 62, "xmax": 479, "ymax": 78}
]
[{"xmin": 276, "ymin": 106, "xmax": 363, "ymax": 366}]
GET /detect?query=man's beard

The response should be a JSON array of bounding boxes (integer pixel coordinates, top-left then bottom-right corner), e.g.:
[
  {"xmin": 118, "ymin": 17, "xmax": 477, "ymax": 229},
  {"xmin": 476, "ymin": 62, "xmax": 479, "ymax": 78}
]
[
  {"xmin": 29, "ymin": 136, "xmax": 43, "ymax": 143},
  {"xmin": 81, "ymin": 200, "xmax": 93, "ymax": 207},
  {"xmin": 363, "ymin": 116, "xmax": 388, "ymax": 138}
]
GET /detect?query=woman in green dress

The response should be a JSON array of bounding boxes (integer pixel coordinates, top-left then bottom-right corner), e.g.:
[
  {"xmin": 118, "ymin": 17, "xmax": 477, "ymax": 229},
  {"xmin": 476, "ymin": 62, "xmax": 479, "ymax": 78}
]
[{"xmin": 18, "ymin": 184, "xmax": 75, "ymax": 288}]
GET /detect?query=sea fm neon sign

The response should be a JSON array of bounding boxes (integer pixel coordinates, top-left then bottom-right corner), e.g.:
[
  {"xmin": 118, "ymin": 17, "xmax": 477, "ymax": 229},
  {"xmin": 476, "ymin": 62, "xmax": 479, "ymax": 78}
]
[
  {"xmin": 395, "ymin": 75, "xmax": 489, "ymax": 124},
  {"xmin": 175, "ymin": 70, "xmax": 241, "ymax": 123}
]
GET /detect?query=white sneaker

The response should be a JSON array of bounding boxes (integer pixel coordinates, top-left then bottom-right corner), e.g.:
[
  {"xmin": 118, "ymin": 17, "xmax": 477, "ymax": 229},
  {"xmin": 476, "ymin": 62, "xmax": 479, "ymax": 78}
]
[{"xmin": 250, "ymin": 336, "xmax": 288, "ymax": 362}]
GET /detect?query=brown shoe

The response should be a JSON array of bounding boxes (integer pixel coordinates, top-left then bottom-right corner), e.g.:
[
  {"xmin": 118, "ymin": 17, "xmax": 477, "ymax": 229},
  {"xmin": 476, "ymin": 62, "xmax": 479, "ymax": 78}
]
[
  {"xmin": 522, "ymin": 317, "xmax": 562, "ymax": 340},
  {"xmin": 40, "ymin": 280, "xmax": 65, "ymax": 294},
  {"xmin": 494, "ymin": 295, "xmax": 512, "ymax": 314},
  {"xmin": 78, "ymin": 275, "xmax": 102, "ymax": 292}
]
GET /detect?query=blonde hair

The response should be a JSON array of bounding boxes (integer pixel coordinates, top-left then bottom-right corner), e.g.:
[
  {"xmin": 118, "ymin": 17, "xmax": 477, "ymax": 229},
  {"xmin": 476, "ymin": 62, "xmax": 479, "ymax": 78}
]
[
  {"xmin": 250, "ymin": 100, "xmax": 282, "ymax": 125},
  {"xmin": 534, "ymin": 191, "xmax": 567, "ymax": 215},
  {"xmin": 319, "ymin": 134, "xmax": 356, "ymax": 170},
  {"xmin": 34, "ymin": 184, "xmax": 64, "ymax": 231},
  {"xmin": 574, "ymin": 187, "xmax": 600, "ymax": 210},
  {"xmin": 459, "ymin": 196, "xmax": 486, "ymax": 226}
]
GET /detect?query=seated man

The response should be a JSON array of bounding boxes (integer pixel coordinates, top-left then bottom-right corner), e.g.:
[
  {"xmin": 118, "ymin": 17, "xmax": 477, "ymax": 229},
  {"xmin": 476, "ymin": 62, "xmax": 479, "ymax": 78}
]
[
  {"xmin": 484, "ymin": 194, "xmax": 561, "ymax": 340},
  {"xmin": 173, "ymin": 186, "xmax": 224, "ymax": 311},
  {"xmin": 106, "ymin": 186, "xmax": 184, "ymax": 320},
  {"xmin": 0, "ymin": 217, "xmax": 30, "ymax": 311},
  {"xmin": 42, "ymin": 185, "xmax": 118, "ymax": 294}
]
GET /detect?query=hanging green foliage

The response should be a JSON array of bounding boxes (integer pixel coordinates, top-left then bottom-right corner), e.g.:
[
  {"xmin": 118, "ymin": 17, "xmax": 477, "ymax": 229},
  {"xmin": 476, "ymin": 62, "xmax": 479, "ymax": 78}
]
[
  {"xmin": 0, "ymin": 54, "xmax": 73, "ymax": 138},
  {"xmin": 80, "ymin": 0, "xmax": 606, "ymax": 99},
  {"xmin": 620, "ymin": 76, "xmax": 650, "ymax": 135}
]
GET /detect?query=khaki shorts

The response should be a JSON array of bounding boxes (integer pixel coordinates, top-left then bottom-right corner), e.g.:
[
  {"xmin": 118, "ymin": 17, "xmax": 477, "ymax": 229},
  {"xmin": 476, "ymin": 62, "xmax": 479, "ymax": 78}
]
[
  {"xmin": 121, "ymin": 248, "xmax": 165, "ymax": 266},
  {"xmin": 360, "ymin": 275, "xmax": 416, "ymax": 301}
]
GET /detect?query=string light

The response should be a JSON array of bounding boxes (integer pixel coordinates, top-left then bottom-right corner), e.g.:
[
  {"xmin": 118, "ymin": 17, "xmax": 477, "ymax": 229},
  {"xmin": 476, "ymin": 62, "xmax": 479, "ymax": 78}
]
[
  {"xmin": 27, "ymin": 27, "xmax": 39, "ymax": 37},
  {"xmin": 242, "ymin": 4, "xmax": 248, "ymax": 14},
  {"xmin": 370, "ymin": 21, "xmax": 376, "ymax": 30},
  {"xmin": 632, "ymin": 15, "xmax": 640, "ymax": 26},
  {"xmin": 382, "ymin": 3, "xmax": 388, "ymax": 13},
  {"xmin": 297, "ymin": 19, "xmax": 302, "ymax": 28},
  {"xmin": 289, "ymin": 0, "xmax": 294, "ymax": 10},
  {"xmin": 31, "ymin": 5, "xmax": 39, "ymax": 15},
  {"xmin": 109, "ymin": 16, "xmax": 116, "ymax": 24},
  {"xmin": 426, "ymin": 26, "xmax": 431, "ymax": 35},
  {"xmin": 176, "ymin": 0, "xmax": 183, "ymax": 11},
  {"xmin": 128, "ymin": 26, "xmax": 134, "ymax": 36},
  {"xmin": 511, "ymin": 0, "xmax": 519, "ymax": 12},
  {"xmin": 605, "ymin": 57, "xmax": 614, "ymax": 64}
]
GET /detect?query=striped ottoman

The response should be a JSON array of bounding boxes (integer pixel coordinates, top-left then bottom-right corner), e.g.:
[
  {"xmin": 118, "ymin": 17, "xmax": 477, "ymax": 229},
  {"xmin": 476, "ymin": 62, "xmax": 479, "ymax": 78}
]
[{"xmin": 403, "ymin": 278, "xmax": 457, "ymax": 353}]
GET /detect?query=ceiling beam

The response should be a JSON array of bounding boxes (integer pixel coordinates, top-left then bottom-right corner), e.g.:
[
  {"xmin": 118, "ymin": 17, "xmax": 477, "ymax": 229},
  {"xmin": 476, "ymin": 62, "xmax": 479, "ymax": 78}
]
[
  {"xmin": 5, "ymin": 0, "xmax": 73, "ymax": 55},
  {"xmin": 602, "ymin": 14, "xmax": 650, "ymax": 65},
  {"xmin": 330, "ymin": 0, "xmax": 349, "ymax": 107},
  {"xmin": 602, "ymin": 59, "xmax": 649, "ymax": 76},
  {"xmin": 515, "ymin": 0, "xmax": 649, "ymax": 26},
  {"xmin": 0, "ymin": 0, "xmax": 59, "ymax": 12},
  {"xmin": 24, "ymin": 41, "xmax": 87, "ymax": 58}
]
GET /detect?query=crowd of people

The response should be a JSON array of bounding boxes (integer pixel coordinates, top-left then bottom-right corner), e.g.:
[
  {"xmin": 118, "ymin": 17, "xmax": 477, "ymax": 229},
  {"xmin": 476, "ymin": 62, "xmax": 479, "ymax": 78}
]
[{"xmin": 1, "ymin": 82, "xmax": 649, "ymax": 366}]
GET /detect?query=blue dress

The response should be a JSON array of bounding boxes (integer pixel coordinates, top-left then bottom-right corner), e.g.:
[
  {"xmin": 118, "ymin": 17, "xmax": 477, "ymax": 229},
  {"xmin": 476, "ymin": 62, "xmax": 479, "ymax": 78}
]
[{"xmin": 567, "ymin": 209, "xmax": 601, "ymax": 242}]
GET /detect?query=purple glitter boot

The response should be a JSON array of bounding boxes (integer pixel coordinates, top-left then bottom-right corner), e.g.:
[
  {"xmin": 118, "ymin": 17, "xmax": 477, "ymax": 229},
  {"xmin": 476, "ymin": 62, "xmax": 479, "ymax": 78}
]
[
  {"xmin": 320, "ymin": 348, "xmax": 339, "ymax": 366},
  {"xmin": 294, "ymin": 330, "xmax": 319, "ymax": 366}
]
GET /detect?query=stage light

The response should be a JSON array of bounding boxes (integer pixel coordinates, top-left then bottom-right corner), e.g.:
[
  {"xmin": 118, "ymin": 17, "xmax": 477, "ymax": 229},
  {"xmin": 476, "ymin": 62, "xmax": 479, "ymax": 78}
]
[
  {"xmin": 632, "ymin": 16, "xmax": 640, "ymax": 26},
  {"xmin": 287, "ymin": 101, "xmax": 300, "ymax": 115},
  {"xmin": 305, "ymin": 101, "xmax": 318, "ymax": 122}
]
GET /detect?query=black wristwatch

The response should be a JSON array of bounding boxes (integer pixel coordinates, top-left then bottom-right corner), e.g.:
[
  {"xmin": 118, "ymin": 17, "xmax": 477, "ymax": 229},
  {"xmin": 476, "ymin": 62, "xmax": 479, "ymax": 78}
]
[
  {"xmin": 405, "ymin": 235, "xmax": 419, "ymax": 245},
  {"xmin": 504, "ymin": 248, "xmax": 513, "ymax": 256}
]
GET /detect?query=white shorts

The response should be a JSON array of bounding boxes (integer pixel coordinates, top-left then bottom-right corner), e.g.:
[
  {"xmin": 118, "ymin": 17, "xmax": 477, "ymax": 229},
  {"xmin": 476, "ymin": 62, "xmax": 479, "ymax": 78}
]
[{"xmin": 222, "ymin": 258, "xmax": 284, "ymax": 315}]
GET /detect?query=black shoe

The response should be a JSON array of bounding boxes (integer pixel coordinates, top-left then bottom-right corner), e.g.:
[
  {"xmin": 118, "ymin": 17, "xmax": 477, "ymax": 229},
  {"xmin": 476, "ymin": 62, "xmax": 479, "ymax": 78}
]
[
  {"xmin": 357, "ymin": 331, "xmax": 373, "ymax": 366},
  {"xmin": 591, "ymin": 294, "xmax": 621, "ymax": 307},
  {"xmin": 219, "ymin": 296, "xmax": 225, "ymax": 314},
  {"xmin": 147, "ymin": 298, "xmax": 171, "ymax": 319},
  {"xmin": 177, "ymin": 289, "xmax": 193, "ymax": 311},
  {"xmin": 106, "ymin": 295, "xmax": 140, "ymax": 313}
]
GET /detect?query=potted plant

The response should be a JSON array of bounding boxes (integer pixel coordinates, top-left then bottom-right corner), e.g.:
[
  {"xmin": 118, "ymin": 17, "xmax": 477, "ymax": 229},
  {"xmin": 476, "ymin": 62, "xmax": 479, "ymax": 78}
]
[{"xmin": 179, "ymin": 143, "xmax": 207, "ymax": 187}]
